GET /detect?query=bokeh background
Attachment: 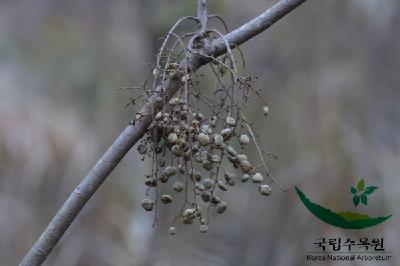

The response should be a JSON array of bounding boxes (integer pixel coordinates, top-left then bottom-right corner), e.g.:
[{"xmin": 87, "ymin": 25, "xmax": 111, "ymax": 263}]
[{"xmin": 1, "ymin": 0, "xmax": 399, "ymax": 265}]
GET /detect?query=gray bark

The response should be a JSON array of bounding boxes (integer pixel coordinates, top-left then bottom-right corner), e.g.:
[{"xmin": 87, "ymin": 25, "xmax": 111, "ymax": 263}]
[{"xmin": 19, "ymin": 0, "xmax": 308, "ymax": 265}]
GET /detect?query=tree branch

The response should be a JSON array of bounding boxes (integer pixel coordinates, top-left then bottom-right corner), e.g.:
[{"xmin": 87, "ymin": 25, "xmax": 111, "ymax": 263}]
[{"xmin": 20, "ymin": 0, "xmax": 308, "ymax": 265}]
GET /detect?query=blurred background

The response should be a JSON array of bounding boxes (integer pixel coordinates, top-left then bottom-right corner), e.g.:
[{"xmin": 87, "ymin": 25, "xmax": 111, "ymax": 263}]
[{"xmin": 1, "ymin": 0, "xmax": 399, "ymax": 265}]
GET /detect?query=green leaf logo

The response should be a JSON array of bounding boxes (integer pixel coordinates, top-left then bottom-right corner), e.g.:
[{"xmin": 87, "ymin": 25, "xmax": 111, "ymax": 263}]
[{"xmin": 351, "ymin": 179, "xmax": 378, "ymax": 207}]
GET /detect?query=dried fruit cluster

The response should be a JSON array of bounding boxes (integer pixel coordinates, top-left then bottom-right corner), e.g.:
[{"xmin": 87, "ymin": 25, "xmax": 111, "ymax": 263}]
[
  {"xmin": 127, "ymin": 13, "xmax": 284, "ymax": 235},
  {"xmin": 135, "ymin": 75, "xmax": 280, "ymax": 234}
]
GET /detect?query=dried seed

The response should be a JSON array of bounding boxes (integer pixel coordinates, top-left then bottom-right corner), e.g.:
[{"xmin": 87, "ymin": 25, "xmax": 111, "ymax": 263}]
[
  {"xmin": 239, "ymin": 160, "xmax": 252, "ymax": 173},
  {"xmin": 241, "ymin": 174, "xmax": 250, "ymax": 182},
  {"xmin": 141, "ymin": 199, "xmax": 153, "ymax": 211},
  {"xmin": 202, "ymin": 160, "xmax": 213, "ymax": 171},
  {"xmin": 226, "ymin": 146, "xmax": 237, "ymax": 156},
  {"xmin": 159, "ymin": 174, "xmax": 169, "ymax": 183},
  {"xmin": 167, "ymin": 133, "xmax": 178, "ymax": 144},
  {"xmin": 213, "ymin": 134, "xmax": 224, "ymax": 147},
  {"xmin": 216, "ymin": 201, "xmax": 227, "ymax": 214},
  {"xmin": 183, "ymin": 208, "xmax": 196, "ymax": 219},
  {"xmin": 211, "ymin": 196, "xmax": 221, "ymax": 205},
  {"xmin": 201, "ymin": 191, "xmax": 210, "ymax": 202},
  {"xmin": 262, "ymin": 106, "xmax": 269, "ymax": 116},
  {"xmin": 195, "ymin": 183, "xmax": 206, "ymax": 191},
  {"xmin": 259, "ymin": 184, "xmax": 272, "ymax": 196},
  {"xmin": 217, "ymin": 181, "xmax": 227, "ymax": 191},
  {"xmin": 238, "ymin": 134, "xmax": 250, "ymax": 145},
  {"xmin": 164, "ymin": 166, "xmax": 177, "ymax": 177},
  {"xmin": 169, "ymin": 226, "xmax": 177, "ymax": 235},
  {"xmin": 199, "ymin": 224, "xmax": 208, "ymax": 233},
  {"xmin": 211, "ymin": 154, "xmax": 220, "ymax": 163},
  {"xmin": 210, "ymin": 116, "xmax": 217, "ymax": 128},
  {"xmin": 161, "ymin": 194, "xmax": 173, "ymax": 204},
  {"xmin": 198, "ymin": 133, "xmax": 210, "ymax": 146},
  {"xmin": 173, "ymin": 181, "xmax": 184, "ymax": 192},
  {"xmin": 203, "ymin": 178, "xmax": 213, "ymax": 190},
  {"xmin": 221, "ymin": 128, "xmax": 233, "ymax": 138},
  {"xmin": 252, "ymin": 173, "xmax": 264, "ymax": 183}
]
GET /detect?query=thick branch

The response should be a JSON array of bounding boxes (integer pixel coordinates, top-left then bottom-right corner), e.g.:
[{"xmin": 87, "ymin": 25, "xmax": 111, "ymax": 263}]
[{"xmin": 20, "ymin": 0, "xmax": 308, "ymax": 265}]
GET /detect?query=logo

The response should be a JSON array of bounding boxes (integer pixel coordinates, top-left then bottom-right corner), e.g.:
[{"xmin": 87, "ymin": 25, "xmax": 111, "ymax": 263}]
[{"xmin": 295, "ymin": 179, "xmax": 392, "ymax": 229}]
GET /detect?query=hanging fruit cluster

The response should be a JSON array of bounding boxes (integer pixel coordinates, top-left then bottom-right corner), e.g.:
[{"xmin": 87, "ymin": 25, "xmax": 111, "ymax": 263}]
[{"xmin": 127, "ymin": 13, "xmax": 284, "ymax": 235}]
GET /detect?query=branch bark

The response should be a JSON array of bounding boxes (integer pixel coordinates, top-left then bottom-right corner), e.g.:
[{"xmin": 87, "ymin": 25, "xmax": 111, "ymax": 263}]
[{"xmin": 20, "ymin": 0, "xmax": 308, "ymax": 265}]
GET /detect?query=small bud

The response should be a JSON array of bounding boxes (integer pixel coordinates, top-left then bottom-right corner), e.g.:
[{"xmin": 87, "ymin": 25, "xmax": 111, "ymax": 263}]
[
  {"xmin": 251, "ymin": 173, "xmax": 264, "ymax": 183},
  {"xmin": 161, "ymin": 194, "xmax": 173, "ymax": 204},
  {"xmin": 141, "ymin": 199, "xmax": 153, "ymax": 211},
  {"xmin": 216, "ymin": 201, "xmax": 228, "ymax": 214},
  {"xmin": 259, "ymin": 184, "xmax": 272, "ymax": 196}
]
